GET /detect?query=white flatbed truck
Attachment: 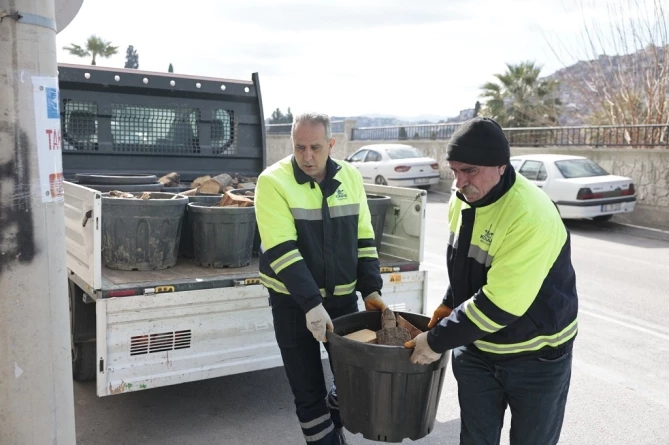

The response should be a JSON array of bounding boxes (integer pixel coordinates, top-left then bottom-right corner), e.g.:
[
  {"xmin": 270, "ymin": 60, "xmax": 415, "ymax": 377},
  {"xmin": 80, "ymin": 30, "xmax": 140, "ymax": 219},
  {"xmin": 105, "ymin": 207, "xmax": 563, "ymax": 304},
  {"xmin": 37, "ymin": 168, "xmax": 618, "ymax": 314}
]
[{"xmin": 59, "ymin": 64, "xmax": 430, "ymax": 397}]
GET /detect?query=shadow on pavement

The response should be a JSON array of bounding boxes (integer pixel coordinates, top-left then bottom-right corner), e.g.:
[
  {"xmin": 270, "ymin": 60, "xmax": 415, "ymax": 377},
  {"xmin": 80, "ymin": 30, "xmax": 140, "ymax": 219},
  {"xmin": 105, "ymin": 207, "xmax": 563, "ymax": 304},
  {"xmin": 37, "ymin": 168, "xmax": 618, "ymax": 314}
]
[
  {"xmin": 346, "ymin": 418, "xmax": 460, "ymax": 444},
  {"xmin": 74, "ymin": 366, "xmax": 307, "ymax": 445},
  {"xmin": 564, "ymin": 219, "xmax": 669, "ymax": 248},
  {"xmin": 74, "ymin": 361, "xmax": 460, "ymax": 445}
]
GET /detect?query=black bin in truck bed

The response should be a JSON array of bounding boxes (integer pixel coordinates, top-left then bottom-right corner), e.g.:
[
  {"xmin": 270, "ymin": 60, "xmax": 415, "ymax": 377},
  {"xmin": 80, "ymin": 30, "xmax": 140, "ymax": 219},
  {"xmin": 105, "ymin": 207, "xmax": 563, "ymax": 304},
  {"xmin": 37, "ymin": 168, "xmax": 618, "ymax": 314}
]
[{"xmin": 58, "ymin": 64, "xmax": 266, "ymax": 182}]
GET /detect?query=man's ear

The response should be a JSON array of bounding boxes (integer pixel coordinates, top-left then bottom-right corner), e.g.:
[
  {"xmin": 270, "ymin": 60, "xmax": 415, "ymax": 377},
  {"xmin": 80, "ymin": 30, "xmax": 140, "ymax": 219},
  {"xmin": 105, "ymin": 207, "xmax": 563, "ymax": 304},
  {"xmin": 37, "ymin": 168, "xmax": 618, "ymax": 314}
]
[
  {"xmin": 328, "ymin": 138, "xmax": 336, "ymax": 153},
  {"xmin": 499, "ymin": 165, "xmax": 507, "ymax": 175}
]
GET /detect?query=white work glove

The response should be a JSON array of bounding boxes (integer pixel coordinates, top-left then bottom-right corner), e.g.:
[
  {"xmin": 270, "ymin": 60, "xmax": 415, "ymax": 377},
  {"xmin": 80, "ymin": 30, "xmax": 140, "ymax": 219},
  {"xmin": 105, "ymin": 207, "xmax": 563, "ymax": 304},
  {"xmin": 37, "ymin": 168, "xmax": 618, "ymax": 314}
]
[
  {"xmin": 404, "ymin": 331, "xmax": 442, "ymax": 365},
  {"xmin": 305, "ymin": 303, "xmax": 333, "ymax": 343},
  {"xmin": 363, "ymin": 291, "xmax": 388, "ymax": 312}
]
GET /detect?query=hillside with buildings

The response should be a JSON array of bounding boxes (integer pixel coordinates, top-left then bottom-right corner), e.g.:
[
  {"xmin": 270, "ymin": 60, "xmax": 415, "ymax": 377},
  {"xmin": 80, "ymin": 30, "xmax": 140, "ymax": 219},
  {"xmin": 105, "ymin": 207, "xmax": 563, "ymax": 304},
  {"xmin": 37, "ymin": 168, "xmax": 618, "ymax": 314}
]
[{"xmin": 546, "ymin": 44, "xmax": 669, "ymax": 126}]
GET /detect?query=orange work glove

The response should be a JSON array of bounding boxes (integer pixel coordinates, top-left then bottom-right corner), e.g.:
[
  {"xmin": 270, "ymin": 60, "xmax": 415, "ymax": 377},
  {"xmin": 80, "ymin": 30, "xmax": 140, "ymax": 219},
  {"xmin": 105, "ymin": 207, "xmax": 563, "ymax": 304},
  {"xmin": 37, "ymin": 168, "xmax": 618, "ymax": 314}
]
[
  {"xmin": 427, "ymin": 303, "xmax": 453, "ymax": 329},
  {"xmin": 363, "ymin": 291, "xmax": 388, "ymax": 312}
]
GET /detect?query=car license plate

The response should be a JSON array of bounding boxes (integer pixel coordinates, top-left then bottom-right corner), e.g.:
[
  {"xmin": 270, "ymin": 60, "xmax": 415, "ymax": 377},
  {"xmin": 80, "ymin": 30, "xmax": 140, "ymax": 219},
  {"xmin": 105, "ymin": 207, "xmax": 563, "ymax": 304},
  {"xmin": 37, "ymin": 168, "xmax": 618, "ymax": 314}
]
[
  {"xmin": 414, "ymin": 178, "xmax": 430, "ymax": 184},
  {"xmin": 601, "ymin": 203, "xmax": 621, "ymax": 212}
]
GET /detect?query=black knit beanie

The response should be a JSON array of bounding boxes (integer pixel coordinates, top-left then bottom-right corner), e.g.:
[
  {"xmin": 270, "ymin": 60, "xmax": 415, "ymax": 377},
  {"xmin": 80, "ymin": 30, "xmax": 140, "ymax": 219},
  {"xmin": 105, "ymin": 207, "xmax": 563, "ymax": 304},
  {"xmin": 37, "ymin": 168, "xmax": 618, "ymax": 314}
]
[{"xmin": 446, "ymin": 117, "xmax": 510, "ymax": 166}]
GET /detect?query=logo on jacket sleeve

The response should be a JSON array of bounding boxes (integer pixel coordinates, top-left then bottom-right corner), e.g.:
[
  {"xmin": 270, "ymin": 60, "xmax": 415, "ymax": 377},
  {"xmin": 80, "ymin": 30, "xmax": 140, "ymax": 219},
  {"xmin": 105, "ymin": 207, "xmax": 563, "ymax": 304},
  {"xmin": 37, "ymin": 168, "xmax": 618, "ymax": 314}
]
[
  {"xmin": 335, "ymin": 189, "xmax": 348, "ymax": 200},
  {"xmin": 480, "ymin": 225, "xmax": 494, "ymax": 246}
]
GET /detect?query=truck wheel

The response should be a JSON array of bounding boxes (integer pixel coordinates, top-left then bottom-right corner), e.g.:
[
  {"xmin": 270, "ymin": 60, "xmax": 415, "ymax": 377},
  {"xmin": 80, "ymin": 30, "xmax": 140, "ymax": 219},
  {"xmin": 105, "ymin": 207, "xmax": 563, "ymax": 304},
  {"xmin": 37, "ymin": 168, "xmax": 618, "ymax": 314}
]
[
  {"xmin": 69, "ymin": 281, "xmax": 97, "ymax": 381},
  {"xmin": 72, "ymin": 342, "xmax": 97, "ymax": 381}
]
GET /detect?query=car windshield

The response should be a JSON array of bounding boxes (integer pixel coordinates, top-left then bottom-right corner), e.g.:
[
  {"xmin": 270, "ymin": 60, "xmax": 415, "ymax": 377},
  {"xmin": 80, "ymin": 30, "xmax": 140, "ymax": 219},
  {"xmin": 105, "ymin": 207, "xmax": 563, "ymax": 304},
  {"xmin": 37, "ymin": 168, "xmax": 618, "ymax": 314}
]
[
  {"xmin": 554, "ymin": 159, "xmax": 609, "ymax": 178},
  {"xmin": 386, "ymin": 146, "xmax": 424, "ymax": 159}
]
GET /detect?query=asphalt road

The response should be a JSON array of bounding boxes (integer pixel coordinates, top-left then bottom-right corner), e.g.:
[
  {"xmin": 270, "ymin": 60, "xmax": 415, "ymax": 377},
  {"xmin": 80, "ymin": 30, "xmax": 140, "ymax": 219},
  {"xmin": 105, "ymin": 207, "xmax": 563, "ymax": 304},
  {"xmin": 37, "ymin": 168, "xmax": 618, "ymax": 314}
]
[{"xmin": 72, "ymin": 192, "xmax": 669, "ymax": 444}]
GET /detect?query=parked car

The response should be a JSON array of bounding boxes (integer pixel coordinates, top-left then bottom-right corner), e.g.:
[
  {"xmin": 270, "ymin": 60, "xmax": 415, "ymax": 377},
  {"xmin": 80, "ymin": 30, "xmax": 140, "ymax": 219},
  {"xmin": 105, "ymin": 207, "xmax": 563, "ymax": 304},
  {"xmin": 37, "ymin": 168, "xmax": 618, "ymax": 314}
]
[
  {"xmin": 451, "ymin": 154, "xmax": 636, "ymax": 221},
  {"xmin": 344, "ymin": 144, "xmax": 440, "ymax": 189}
]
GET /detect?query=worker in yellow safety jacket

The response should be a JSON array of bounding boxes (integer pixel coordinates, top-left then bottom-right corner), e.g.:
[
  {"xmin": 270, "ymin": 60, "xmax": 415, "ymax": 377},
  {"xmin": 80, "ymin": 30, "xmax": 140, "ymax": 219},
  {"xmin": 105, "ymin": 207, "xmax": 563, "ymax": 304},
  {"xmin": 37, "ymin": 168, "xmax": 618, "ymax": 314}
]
[
  {"xmin": 255, "ymin": 112, "xmax": 387, "ymax": 445},
  {"xmin": 406, "ymin": 117, "xmax": 579, "ymax": 445}
]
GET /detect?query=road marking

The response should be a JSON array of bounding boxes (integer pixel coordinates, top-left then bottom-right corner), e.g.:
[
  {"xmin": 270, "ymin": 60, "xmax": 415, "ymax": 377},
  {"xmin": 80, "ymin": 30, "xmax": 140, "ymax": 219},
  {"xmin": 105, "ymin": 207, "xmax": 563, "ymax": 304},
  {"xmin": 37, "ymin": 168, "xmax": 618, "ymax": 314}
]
[{"xmin": 579, "ymin": 308, "xmax": 669, "ymax": 341}]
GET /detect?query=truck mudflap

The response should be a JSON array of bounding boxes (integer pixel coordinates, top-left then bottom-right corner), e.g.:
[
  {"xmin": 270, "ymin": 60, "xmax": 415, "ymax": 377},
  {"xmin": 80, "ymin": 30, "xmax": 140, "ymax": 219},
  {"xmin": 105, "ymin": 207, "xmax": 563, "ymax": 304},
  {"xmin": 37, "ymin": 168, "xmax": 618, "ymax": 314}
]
[{"xmin": 96, "ymin": 270, "xmax": 427, "ymax": 396}]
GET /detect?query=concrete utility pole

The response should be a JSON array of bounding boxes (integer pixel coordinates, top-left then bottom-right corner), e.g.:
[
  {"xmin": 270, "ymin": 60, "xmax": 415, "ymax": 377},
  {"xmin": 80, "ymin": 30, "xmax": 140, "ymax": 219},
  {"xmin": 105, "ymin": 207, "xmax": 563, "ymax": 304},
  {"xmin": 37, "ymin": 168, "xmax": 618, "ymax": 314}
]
[{"xmin": 0, "ymin": 0, "xmax": 77, "ymax": 443}]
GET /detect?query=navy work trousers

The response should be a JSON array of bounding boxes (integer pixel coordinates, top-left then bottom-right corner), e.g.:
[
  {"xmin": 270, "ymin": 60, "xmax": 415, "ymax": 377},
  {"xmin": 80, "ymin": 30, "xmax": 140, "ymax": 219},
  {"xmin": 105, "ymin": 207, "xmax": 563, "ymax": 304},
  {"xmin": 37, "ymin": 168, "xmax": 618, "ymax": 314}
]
[
  {"xmin": 270, "ymin": 292, "xmax": 358, "ymax": 445},
  {"xmin": 452, "ymin": 345, "xmax": 573, "ymax": 445}
]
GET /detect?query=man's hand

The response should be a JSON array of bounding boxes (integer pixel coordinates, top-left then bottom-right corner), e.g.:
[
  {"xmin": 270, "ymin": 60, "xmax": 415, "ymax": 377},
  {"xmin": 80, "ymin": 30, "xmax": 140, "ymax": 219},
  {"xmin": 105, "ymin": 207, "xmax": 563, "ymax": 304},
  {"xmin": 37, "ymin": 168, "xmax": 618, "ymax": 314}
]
[
  {"xmin": 427, "ymin": 303, "xmax": 453, "ymax": 328},
  {"xmin": 363, "ymin": 291, "xmax": 387, "ymax": 312},
  {"xmin": 404, "ymin": 332, "xmax": 442, "ymax": 365},
  {"xmin": 305, "ymin": 304, "xmax": 333, "ymax": 343}
]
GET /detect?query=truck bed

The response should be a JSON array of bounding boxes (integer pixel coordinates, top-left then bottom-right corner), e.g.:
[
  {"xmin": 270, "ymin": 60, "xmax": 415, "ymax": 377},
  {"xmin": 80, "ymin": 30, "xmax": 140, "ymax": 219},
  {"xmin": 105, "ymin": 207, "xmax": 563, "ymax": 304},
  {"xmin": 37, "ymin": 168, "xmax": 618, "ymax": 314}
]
[
  {"xmin": 66, "ymin": 181, "xmax": 427, "ymax": 299},
  {"xmin": 99, "ymin": 254, "xmax": 418, "ymax": 297}
]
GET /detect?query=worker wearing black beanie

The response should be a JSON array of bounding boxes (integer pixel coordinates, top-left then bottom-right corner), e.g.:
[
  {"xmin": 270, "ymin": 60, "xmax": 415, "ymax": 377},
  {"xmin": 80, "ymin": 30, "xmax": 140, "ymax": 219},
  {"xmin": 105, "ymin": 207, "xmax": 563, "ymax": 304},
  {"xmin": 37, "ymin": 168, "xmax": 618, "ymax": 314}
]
[
  {"xmin": 446, "ymin": 117, "xmax": 510, "ymax": 166},
  {"xmin": 406, "ymin": 117, "xmax": 577, "ymax": 445}
]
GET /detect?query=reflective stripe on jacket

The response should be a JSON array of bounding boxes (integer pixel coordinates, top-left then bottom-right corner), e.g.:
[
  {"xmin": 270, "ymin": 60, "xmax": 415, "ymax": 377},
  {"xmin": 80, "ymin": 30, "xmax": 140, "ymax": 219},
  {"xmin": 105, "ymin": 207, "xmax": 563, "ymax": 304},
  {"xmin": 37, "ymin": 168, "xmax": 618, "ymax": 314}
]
[
  {"xmin": 255, "ymin": 155, "xmax": 382, "ymax": 312},
  {"xmin": 428, "ymin": 167, "xmax": 578, "ymax": 360}
]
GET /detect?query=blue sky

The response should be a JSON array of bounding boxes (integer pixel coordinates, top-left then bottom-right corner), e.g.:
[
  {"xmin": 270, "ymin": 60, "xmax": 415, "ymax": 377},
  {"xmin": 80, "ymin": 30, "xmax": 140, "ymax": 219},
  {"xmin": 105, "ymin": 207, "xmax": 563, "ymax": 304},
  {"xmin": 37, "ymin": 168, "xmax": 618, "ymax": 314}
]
[{"xmin": 55, "ymin": 0, "xmax": 651, "ymax": 120}]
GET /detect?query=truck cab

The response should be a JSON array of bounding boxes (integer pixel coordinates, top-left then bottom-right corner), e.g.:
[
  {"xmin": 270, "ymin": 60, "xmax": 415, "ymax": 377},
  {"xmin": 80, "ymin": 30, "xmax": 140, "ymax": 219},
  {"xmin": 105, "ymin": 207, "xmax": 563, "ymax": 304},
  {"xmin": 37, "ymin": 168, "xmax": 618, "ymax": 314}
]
[{"xmin": 59, "ymin": 63, "xmax": 265, "ymax": 181}]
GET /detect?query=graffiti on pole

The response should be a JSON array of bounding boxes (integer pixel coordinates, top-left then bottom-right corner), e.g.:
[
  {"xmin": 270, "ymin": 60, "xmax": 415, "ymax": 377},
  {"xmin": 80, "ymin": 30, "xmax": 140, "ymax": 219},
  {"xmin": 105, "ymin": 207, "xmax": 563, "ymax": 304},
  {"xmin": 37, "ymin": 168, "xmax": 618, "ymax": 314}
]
[
  {"xmin": 0, "ymin": 76, "xmax": 63, "ymax": 275},
  {"xmin": 0, "ymin": 125, "xmax": 37, "ymax": 275}
]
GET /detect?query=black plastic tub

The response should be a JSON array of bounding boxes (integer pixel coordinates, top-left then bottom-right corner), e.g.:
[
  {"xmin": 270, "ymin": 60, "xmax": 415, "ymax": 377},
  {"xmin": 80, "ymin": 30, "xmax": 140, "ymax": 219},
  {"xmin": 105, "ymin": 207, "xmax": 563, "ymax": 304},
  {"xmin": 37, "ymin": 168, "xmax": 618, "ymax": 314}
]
[
  {"xmin": 188, "ymin": 202, "xmax": 257, "ymax": 268},
  {"xmin": 75, "ymin": 173, "xmax": 158, "ymax": 185},
  {"xmin": 163, "ymin": 185, "xmax": 189, "ymax": 193},
  {"xmin": 85, "ymin": 182, "xmax": 163, "ymax": 192},
  {"xmin": 366, "ymin": 194, "xmax": 391, "ymax": 251},
  {"xmin": 228, "ymin": 188, "xmax": 261, "ymax": 257},
  {"xmin": 179, "ymin": 194, "xmax": 224, "ymax": 258},
  {"xmin": 326, "ymin": 311, "xmax": 449, "ymax": 443},
  {"xmin": 101, "ymin": 192, "xmax": 188, "ymax": 271}
]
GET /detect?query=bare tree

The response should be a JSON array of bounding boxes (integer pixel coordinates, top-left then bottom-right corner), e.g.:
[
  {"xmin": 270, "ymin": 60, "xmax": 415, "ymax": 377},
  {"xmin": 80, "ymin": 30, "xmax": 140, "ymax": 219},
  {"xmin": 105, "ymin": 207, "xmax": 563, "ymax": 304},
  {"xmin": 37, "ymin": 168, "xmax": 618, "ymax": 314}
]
[{"xmin": 546, "ymin": 0, "xmax": 668, "ymax": 145}]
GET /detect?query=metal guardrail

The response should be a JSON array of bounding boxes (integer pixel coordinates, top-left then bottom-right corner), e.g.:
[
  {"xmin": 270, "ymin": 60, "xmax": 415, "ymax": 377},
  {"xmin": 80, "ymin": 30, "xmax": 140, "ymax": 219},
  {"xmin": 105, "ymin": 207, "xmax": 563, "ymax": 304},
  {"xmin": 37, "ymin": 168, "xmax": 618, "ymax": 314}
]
[
  {"xmin": 266, "ymin": 120, "xmax": 345, "ymax": 135},
  {"xmin": 503, "ymin": 125, "xmax": 669, "ymax": 147},
  {"xmin": 351, "ymin": 123, "xmax": 669, "ymax": 147},
  {"xmin": 351, "ymin": 123, "xmax": 461, "ymax": 141}
]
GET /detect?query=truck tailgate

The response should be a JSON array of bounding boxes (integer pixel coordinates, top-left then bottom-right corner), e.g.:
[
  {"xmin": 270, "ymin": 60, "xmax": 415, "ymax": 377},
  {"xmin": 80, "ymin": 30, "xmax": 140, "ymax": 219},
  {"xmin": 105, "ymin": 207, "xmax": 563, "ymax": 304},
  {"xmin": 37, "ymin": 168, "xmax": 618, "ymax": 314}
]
[
  {"xmin": 64, "ymin": 182, "xmax": 102, "ymax": 292},
  {"xmin": 96, "ymin": 269, "xmax": 426, "ymax": 396}
]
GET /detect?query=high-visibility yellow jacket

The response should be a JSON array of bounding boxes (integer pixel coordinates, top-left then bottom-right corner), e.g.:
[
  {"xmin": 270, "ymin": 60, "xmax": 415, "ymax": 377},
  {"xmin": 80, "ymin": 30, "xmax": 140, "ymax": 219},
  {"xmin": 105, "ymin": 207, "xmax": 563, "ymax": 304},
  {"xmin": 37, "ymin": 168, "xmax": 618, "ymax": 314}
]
[
  {"xmin": 255, "ymin": 155, "xmax": 383, "ymax": 312},
  {"xmin": 428, "ymin": 167, "xmax": 578, "ymax": 361}
]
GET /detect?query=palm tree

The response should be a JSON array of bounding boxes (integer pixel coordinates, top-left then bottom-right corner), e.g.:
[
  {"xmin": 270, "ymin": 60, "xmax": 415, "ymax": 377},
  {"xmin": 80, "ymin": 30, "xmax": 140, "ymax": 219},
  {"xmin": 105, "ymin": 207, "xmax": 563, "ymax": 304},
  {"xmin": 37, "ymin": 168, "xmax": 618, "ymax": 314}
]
[
  {"xmin": 479, "ymin": 61, "xmax": 561, "ymax": 127},
  {"xmin": 63, "ymin": 35, "xmax": 118, "ymax": 66}
]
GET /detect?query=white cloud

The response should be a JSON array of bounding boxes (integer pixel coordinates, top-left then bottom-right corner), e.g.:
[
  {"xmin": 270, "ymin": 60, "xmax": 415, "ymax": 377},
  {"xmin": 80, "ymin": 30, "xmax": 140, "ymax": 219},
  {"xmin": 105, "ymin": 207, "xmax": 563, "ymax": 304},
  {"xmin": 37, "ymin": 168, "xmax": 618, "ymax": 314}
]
[{"xmin": 55, "ymin": 0, "xmax": 663, "ymax": 119}]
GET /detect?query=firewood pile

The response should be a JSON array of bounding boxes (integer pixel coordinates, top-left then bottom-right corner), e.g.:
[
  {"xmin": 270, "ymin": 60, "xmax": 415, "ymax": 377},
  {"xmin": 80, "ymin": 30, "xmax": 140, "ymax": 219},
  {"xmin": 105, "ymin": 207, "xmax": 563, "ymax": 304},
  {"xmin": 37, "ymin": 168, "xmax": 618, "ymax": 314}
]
[
  {"xmin": 158, "ymin": 172, "xmax": 256, "ymax": 191},
  {"xmin": 159, "ymin": 171, "xmax": 258, "ymax": 207},
  {"xmin": 343, "ymin": 309, "xmax": 424, "ymax": 346}
]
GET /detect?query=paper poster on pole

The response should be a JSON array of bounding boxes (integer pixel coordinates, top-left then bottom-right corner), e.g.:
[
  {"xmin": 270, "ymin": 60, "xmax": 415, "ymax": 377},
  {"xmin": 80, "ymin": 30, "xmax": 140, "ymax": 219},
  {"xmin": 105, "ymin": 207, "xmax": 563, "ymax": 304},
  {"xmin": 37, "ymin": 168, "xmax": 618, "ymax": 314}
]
[{"xmin": 32, "ymin": 76, "xmax": 64, "ymax": 202}]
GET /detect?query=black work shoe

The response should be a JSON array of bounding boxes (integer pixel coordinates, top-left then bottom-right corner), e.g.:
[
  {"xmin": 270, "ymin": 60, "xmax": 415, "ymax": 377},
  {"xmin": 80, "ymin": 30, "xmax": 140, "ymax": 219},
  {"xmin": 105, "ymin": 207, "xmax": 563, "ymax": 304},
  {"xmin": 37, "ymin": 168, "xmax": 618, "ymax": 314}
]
[{"xmin": 335, "ymin": 427, "xmax": 349, "ymax": 445}]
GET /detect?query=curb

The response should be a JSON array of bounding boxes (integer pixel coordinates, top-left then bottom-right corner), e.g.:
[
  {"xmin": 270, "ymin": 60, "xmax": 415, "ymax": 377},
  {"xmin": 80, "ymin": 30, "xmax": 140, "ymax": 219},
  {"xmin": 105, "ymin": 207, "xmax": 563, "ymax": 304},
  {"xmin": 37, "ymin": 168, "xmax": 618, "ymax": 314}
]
[{"xmin": 607, "ymin": 222, "xmax": 669, "ymax": 243}]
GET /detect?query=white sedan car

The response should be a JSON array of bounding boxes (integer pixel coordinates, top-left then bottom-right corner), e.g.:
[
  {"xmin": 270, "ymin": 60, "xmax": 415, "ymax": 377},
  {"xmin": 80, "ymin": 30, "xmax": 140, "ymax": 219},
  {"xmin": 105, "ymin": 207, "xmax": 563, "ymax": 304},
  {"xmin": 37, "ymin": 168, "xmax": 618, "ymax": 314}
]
[
  {"xmin": 345, "ymin": 144, "xmax": 440, "ymax": 189},
  {"xmin": 449, "ymin": 154, "xmax": 636, "ymax": 221},
  {"xmin": 514, "ymin": 154, "xmax": 636, "ymax": 221}
]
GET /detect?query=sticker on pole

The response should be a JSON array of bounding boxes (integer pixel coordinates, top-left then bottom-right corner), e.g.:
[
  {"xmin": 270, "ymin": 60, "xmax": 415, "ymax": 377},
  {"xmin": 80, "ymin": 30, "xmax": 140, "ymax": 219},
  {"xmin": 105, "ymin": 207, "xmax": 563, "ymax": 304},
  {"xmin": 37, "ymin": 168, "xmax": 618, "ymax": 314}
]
[{"xmin": 32, "ymin": 76, "xmax": 64, "ymax": 202}]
